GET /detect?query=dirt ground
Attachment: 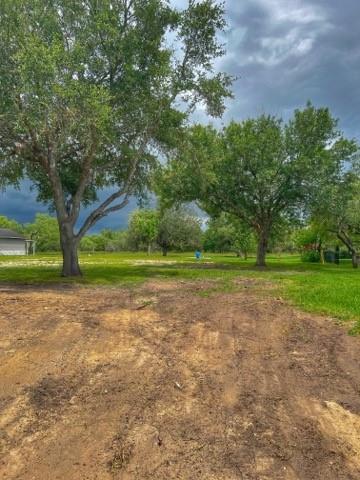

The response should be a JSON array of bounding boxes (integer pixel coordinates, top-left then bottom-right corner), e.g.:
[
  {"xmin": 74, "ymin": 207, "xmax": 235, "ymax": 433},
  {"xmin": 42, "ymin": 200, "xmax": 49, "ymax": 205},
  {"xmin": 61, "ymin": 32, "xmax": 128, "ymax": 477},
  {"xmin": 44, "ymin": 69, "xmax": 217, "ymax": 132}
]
[{"xmin": 1, "ymin": 279, "xmax": 360, "ymax": 480}]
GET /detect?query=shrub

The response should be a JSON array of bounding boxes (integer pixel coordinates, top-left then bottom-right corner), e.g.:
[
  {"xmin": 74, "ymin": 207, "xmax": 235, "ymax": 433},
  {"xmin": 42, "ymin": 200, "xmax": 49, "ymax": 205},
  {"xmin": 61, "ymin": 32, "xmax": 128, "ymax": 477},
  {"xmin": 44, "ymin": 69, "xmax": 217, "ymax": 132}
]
[{"xmin": 301, "ymin": 250, "xmax": 320, "ymax": 263}]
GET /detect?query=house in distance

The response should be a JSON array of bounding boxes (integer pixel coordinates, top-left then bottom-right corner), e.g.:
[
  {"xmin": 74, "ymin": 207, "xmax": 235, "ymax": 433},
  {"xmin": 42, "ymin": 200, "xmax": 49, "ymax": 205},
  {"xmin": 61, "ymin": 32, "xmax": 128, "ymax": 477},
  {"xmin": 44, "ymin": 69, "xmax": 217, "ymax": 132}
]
[{"xmin": 0, "ymin": 229, "xmax": 34, "ymax": 255}]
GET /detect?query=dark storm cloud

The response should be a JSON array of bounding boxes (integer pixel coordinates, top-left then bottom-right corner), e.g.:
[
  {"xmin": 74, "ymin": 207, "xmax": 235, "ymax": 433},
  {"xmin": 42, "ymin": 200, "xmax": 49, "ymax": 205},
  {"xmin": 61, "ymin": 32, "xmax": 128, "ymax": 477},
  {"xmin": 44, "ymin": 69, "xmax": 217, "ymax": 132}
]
[
  {"xmin": 218, "ymin": 0, "xmax": 360, "ymax": 138},
  {"xmin": 0, "ymin": 182, "xmax": 137, "ymax": 231},
  {"xmin": 0, "ymin": 184, "xmax": 48, "ymax": 223},
  {"xmin": 2, "ymin": 0, "xmax": 360, "ymax": 223}
]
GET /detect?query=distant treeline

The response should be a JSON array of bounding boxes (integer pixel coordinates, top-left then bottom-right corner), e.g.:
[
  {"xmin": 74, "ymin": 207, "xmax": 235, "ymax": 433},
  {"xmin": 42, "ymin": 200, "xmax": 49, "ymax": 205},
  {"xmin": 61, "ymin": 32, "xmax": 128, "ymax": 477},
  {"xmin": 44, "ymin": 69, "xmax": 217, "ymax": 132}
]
[
  {"xmin": 0, "ymin": 209, "xmax": 353, "ymax": 262},
  {"xmin": 0, "ymin": 208, "xmax": 203, "ymax": 255}
]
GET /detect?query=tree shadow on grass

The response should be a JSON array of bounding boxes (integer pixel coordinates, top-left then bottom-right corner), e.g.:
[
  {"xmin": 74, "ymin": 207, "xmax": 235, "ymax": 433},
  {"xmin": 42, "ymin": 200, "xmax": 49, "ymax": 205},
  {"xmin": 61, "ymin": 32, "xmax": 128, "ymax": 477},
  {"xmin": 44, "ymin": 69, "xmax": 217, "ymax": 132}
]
[{"xmin": 0, "ymin": 257, "xmax": 357, "ymax": 287}]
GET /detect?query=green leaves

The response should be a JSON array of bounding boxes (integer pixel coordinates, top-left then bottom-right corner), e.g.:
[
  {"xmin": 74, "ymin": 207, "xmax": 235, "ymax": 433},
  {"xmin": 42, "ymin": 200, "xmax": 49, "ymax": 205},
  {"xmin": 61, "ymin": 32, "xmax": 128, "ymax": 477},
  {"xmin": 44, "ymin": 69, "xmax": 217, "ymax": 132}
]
[
  {"xmin": 128, "ymin": 209, "xmax": 159, "ymax": 250},
  {"xmin": 0, "ymin": 0, "xmax": 231, "ymax": 219},
  {"xmin": 24, "ymin": 213, "xmax": 60, "ymax": 251},
  {"xmin": 157, "ymin": 206, "xmax": 202, "ymax": 252},
  {"xmin": 203, "ymin": 213, "xmax": 255, "ymax": 255},
  {"xmin": 179, "ymin": 0, "xmax": 226, "ymax": 67},
  {"xmin": 158, "ymin": 104, "xmax": 358, "ymax": 265},
  {"xmin": 0, "ymin": 215, "xmax": 23, "ymax": 233}
]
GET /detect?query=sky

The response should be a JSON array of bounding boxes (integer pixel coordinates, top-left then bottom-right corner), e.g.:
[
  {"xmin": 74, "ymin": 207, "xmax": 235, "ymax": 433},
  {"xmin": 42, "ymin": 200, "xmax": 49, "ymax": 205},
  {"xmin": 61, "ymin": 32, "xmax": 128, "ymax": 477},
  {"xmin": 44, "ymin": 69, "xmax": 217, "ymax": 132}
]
[{"xmin": 1, "ymin": 0, "xmax": 360, "ymax": 231}]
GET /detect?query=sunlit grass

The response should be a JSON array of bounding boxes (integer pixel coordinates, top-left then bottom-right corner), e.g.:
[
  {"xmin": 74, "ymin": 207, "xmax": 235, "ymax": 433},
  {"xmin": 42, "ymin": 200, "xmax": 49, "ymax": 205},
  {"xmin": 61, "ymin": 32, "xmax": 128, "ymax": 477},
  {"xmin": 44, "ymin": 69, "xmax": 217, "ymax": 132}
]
[{"xmin": 0, "ymin": 251, "xmax": 359, "ymax": 332}]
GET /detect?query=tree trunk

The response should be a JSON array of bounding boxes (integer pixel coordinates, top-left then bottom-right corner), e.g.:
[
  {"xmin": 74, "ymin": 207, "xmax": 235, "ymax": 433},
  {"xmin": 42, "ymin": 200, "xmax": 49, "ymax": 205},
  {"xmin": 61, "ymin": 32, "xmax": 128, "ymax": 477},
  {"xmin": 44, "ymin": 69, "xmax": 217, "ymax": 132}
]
[
  {"xmin": 351, "ymin": 253, "xmax": 359, "ymax": 269},
  {"xmin": 147, "ymin": 243, "xmax": 151, "ymax": 255},
  {"xmin": 162, "ymin": 247, "xmax": 168, "ymax": 256},
  {"xmin": 256, "ymin": 228, "xmax": 269, "ymax": 267},
  {"xmin": 316, "ymin": 236, "xmax": 324, "ymax": 264},
  {"xmin": 60, "ymin": 224, "xmax": 82, "ymax": 277},
  {"xmin": 336, "ymin": 232, "xmax": 359, "ymax": 269}
]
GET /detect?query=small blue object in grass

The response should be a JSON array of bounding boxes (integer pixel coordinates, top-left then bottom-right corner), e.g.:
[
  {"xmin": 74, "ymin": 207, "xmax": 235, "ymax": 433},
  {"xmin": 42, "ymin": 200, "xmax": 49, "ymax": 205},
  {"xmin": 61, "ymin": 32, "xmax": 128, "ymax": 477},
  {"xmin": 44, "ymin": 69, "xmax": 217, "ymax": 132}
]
[{"xmin": 195, "ymin": 250, "xmax": 201, "ymax": 260}]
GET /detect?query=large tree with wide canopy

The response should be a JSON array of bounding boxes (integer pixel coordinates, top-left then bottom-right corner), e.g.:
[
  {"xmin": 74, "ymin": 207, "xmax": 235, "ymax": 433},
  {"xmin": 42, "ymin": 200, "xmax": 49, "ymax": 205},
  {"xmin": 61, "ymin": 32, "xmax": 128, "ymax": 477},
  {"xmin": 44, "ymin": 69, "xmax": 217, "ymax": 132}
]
[{"xmin": 0, "ymin": 0, "xmax": 232, "ymax": 275}]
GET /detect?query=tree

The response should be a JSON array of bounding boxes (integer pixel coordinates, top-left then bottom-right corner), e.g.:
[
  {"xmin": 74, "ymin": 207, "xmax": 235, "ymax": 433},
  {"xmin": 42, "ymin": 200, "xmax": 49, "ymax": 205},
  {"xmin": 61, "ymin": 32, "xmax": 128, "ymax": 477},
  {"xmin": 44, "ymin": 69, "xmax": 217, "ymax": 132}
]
[
  {"xmin": 0, "ymin": 0, "xmax": 232, "ymax": 276},
  {"xmin": 203, "ymin": 215, "xmax": 234, "ymax": 253},
  {"xmin": 312, "ymin": 172, "xmax": 360, "ymax": 267},
  {"xmin": 79, "ymin": 235, "xmax": 97, "ymax": 253},
  {"xmin": 24, "ymin": 213, "xmax": 60, "ymax": 251},
  {"xmin": 102, "ymin": 230, "xmax": 128, "ymax": 252},
  {"xmin": 128, "ymin": 209, "xmax": 159, "ymax": 254},
  {"xmin": 80, "ymin": 228, "xmax": 129, "ymax": 251},
  {"xmin": 294, "ymin": 223, "xmax": 331, "ymax": 263},
  {"xmin": 0, "ymin": 215, "xmax": 23, "ymax": 233},
  {"xmin": 157, "ymin": 207, "xmax": 202, "ymax": 255},
  {"xmin": 203, "ymin": 213, "xmax": 255, "ymax": 257},
  {"xmin": 159, "ymin": 104, "xmax": 356, "ymax": 266},
  {"xmin": 231, "ymin": 219, "xmax": 256, "ymax": 259}
]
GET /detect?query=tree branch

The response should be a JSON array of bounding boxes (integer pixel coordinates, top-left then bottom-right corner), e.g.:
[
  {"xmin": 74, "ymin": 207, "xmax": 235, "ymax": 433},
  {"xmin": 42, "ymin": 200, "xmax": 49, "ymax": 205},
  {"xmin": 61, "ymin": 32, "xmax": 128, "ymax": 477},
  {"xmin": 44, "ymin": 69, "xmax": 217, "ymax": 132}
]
[
  {"xmin": 76, "ymin": 191, "xmax": 130, "ymax": 239},
  {"xmin": 70, "ymin": 128, "xmax": 98, "ymax": 224},
  {"xmin": 16, "ymin": 95, "xmax": 69, "ymax": 220},
  {"xmin": 75, "ymin": 142, "xmax": 141, "ymax": 239}
]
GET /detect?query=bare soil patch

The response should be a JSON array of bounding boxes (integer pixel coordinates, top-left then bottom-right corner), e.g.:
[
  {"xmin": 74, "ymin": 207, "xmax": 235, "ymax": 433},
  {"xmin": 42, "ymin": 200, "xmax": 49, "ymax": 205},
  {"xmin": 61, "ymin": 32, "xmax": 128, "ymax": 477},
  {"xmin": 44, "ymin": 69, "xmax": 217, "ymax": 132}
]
[{"xmin": 0, "ymin": 280, "xmax": 360, "ymax": 479}]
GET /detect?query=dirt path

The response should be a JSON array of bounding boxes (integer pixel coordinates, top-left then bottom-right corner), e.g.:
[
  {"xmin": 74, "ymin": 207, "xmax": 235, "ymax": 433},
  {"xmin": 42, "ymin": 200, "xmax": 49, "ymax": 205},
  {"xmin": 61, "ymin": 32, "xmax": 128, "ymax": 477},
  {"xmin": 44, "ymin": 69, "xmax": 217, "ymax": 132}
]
[{"xmin": 0, "ymin": 279, "xmax": 360, "ymax": 479}]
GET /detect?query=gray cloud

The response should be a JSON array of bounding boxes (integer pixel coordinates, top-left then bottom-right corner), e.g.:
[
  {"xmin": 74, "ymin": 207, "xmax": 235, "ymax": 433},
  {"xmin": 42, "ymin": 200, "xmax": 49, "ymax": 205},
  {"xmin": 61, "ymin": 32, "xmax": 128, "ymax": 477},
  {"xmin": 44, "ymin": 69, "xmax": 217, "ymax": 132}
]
[
  {"xmin": 1, "ymin": 0, "xmax": 360, "ymax": 226},
  {"xmin": 0, "ymin": 182, "xmax": 138, "ymax": 232},
  {"xmin": 218, "ymin": 0, "xmax": 360, "ymax": 137}
]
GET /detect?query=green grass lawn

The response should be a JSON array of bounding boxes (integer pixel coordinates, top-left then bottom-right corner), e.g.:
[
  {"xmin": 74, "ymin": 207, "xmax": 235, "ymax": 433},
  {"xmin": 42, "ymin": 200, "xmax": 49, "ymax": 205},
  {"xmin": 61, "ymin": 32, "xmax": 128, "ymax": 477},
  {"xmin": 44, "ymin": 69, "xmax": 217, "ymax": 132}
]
[{"xmin": 0, "ymin": 251, "xmax": 359, "ymax": 332}]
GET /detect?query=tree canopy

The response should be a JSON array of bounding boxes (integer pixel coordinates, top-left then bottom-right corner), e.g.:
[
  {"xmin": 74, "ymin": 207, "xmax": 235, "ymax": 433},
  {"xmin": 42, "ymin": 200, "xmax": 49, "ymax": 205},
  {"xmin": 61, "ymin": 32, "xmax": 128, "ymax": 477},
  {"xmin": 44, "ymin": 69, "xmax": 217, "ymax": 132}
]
[
  {"xmin": 0, "ymin": 215, "xmax": 23, "ymax": 233},
  {"xmin": 203, "ymin": 213, "xmax": 255, "ymax": 258},
  {"xmin": 128, "ymin": 209, "xmax": 159, "ymax": 254},
  {"xmin": 158, "ymin": 104, "xmax": 357, "ymax": 266},
  {"xmin": 311, "ymin": 170, "xmax": 360, "ymax": 267},
  {"xmin": 0, "ymin": 0, "xmax": 231, "ymax": 275},
  {"xmin": 157, "ymin": 206, "xmax": 202, "ymax": 255},
  {"xmin": 24, "ymin": 213, "xmax": 61, "ymax": 252}
]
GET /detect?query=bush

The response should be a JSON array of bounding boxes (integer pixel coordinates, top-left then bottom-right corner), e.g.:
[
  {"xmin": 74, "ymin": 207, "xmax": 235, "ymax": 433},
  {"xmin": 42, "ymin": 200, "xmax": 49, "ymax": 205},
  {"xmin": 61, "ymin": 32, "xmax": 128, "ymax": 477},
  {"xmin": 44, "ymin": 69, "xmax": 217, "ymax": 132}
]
[
  {"xmin": 340, "ymin": 249, "xmax": 352, "ymax": 259},
  {"xmin": 301, "ymin": 250, "xmax": 320, "ymax": 263}
]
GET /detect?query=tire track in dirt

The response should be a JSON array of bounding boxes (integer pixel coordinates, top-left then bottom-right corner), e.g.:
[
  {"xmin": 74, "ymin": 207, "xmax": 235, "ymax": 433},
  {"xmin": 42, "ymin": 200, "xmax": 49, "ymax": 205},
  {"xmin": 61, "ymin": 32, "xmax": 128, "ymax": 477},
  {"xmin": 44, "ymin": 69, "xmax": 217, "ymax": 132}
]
[{"xmin": 0, "ymin": 281, "xmax": 360, "ymax": 479}]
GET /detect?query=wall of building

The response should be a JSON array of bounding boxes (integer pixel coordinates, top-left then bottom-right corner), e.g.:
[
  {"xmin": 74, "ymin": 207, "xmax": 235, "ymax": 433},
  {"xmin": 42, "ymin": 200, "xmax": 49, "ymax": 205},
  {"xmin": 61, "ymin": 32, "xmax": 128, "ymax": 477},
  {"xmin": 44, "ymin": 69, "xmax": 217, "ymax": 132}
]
[{"xmin": 0, "ymin": 238, "xmax": 26, "ymax": 255}]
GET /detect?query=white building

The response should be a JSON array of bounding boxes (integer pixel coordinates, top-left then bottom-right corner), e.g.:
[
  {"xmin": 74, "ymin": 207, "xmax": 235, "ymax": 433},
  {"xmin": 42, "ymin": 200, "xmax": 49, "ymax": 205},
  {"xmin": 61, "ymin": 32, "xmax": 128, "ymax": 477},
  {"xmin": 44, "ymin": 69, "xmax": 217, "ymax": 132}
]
[{"xmin": 0, "ymin": 229, "xmax": 30, "ymax": 255}]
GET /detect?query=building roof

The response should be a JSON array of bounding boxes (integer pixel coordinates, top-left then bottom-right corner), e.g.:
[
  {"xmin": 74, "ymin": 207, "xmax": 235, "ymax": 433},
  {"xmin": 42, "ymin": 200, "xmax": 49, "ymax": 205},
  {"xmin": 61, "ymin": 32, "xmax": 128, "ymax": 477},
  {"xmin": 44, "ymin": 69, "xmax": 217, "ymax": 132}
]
[{"xmin": 0, "ymin": 229, "xmax": 25, "ymax": 240}]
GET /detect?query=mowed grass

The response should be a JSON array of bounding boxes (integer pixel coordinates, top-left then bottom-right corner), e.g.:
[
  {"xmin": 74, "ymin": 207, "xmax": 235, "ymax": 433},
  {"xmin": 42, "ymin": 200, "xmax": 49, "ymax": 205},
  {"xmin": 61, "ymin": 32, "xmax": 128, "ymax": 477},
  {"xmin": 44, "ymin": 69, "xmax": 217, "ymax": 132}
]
[{"xmin": 0, "ymin": 251, "xmax": 359, "ymax": 332}]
